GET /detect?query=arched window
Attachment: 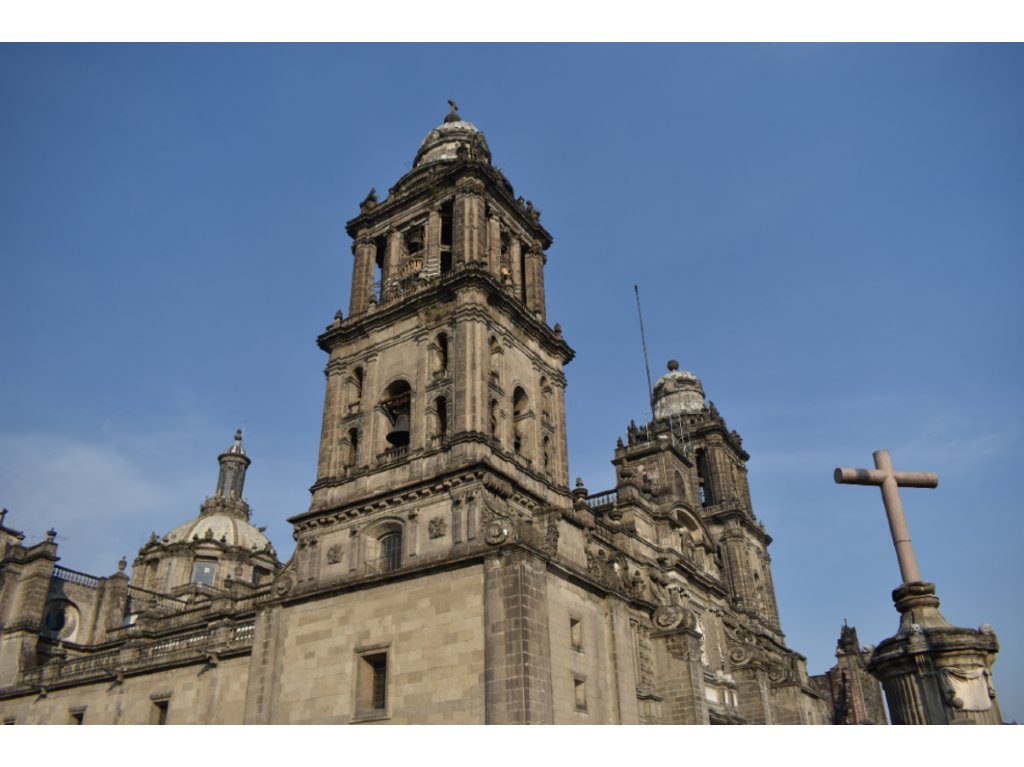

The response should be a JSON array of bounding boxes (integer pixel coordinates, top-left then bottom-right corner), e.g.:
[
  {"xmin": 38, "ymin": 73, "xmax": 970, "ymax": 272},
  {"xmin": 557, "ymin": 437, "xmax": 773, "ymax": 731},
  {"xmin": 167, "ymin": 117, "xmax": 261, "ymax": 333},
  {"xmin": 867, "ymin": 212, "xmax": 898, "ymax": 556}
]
[
  {"xmin": 540, "ymin": 376, "xmax": 551, "ymax": 422},
  {"xmin": 542, "ymin": 435, "xmax": 551, "ymax": 473},
  {"xmin": 380, "ymin": 379, "xmax": 412, "ymax": 452}
]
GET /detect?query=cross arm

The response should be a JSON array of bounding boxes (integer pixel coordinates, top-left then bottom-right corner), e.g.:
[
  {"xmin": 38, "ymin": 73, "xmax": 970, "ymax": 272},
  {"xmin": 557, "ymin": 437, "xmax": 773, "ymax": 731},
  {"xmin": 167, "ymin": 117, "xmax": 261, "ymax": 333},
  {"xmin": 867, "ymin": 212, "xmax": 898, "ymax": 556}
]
[{"xmin": 834, "ymin": 467, "xmax": 939, "ymax": 488}]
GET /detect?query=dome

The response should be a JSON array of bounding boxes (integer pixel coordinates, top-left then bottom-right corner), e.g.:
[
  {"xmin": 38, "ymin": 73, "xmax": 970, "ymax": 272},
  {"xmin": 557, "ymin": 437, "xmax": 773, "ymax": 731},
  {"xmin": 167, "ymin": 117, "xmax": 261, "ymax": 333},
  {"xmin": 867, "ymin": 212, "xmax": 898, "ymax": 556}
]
[
  {"xmin": 163, "ymin": 513, "xmax": 274, "ymax": 554},
  {"xmin": 653, "ymin": 359, "xmax": 706, "ymax": 419},
  {"xmin": 413, "ymin": 101, "xmax": 492, "ymax": 168}
]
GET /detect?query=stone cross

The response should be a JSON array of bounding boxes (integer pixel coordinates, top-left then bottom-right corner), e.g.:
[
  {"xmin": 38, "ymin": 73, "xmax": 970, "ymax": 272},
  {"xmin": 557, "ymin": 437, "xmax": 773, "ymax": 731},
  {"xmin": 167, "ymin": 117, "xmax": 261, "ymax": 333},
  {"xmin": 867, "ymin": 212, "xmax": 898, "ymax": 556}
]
[{"xmin": 834, "ymin": 450, "xmax": 938, "ymax": 585}]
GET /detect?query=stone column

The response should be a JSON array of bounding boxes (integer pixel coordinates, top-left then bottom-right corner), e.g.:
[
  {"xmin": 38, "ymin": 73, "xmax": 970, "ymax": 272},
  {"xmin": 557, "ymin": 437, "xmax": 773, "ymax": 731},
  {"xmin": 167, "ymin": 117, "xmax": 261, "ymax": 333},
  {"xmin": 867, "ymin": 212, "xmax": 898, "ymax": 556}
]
[
  {"xmin": 553, "ymin": 376, "xmax": 570, "ymax": 487},
  {"xmin": 425, "ymin": 208, "xmax": 442, "ymax": 277},
  {"xmin": 483, "ymin": 549, "xmax": 554, "ymax": 723},
  {"xmin": 317, "ymin": 360, "xmax": 345, "ymax": 482},
  {"xmin": 487, "ymin": 214, "xmax": 501, "ymax": 277},
  {"xmin": 349, "ymin": 236, "xmax": 376, "ymax": 316},
  {"xmin": 411, "ymin": 334, "xmax": 427, "ymax": 451},
  {"xmin": 362, "ymin": 354, "xmax": 381, "ymax": 462},
  {"xmin": 510, "ymin": 238, "xmax": 523, "ymax": 300},
  {"xmin": 532, "ymin": 251, "xmax": 547, "ymax": 321},
  {"xmin": 721, "ymin": 524, "xmax": 755, "ymax": 612},
  {"xmin": 454, "ymin": 183, "xmax": 485, "ymax": 267},
  {"xmin": 383, "ymin": 229, "xmax": 402, "ymax": 297}
]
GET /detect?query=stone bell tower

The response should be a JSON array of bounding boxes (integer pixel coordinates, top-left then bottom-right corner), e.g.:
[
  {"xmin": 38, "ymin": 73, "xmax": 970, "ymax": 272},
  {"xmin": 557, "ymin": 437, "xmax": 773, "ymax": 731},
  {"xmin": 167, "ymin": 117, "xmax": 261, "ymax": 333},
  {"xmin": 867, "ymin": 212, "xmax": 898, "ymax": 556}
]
[{"xmin": 286, "ymin": 101, "xmax": 574, "ymax": 592}]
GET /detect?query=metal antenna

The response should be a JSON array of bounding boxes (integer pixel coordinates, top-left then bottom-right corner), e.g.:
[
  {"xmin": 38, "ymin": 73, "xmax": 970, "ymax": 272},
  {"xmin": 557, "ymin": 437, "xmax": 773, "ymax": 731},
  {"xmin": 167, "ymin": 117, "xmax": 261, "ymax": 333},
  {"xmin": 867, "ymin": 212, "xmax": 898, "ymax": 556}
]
[{"xmin": 634, "ymin": 285, "xmax": 655, "ymax": 419}]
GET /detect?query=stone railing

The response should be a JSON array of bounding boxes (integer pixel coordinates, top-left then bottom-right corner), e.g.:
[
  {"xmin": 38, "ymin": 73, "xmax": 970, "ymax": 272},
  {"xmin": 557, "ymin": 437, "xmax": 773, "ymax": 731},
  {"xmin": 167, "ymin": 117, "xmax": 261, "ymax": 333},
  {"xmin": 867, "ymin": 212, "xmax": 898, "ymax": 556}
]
[
  {"xmin": 52, "ymin": 566, "xmax": 100, "ymax": 589},
  {"xmin": 376, "ymin": 445, "xmax": 409, "ymax": 466},
  {"xmin": 127, "ymin": 586, "xmax": 190, "ymax": 615},
  {"xmin": 12, "ymin": 619, "xmax": 257, "ymax": 691},
  {"xmin": 585, "ymin": 489, "xmax": 618, "ymax": 510}
]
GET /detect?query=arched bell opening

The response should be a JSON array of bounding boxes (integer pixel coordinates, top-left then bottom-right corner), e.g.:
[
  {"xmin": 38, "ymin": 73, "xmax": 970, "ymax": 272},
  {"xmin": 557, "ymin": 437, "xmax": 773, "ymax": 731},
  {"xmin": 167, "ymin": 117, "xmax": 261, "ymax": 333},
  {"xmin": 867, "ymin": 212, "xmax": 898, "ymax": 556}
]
[
  {"xmin": 380, "ymin": 379, "xmax": 412, "ymax": 452},
  {"xmin": 512, "ymin": 386, "xmax": 532, "ymax": 460}
]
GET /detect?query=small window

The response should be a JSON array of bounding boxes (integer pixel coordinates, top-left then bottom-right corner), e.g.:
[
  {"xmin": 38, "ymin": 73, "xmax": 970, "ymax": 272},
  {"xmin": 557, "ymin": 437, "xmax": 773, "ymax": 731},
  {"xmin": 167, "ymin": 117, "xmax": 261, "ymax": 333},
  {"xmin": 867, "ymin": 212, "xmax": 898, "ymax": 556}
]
[
  {"xmin": 574, "ymin": 675, "xmax": 587, "ymax": 712},
  {"xmin": 192, "ymin": 560, "xmax": 217, "ymax": 586},
  {"xmin": 69, "ymin": 708, "xmax": 85, "ymax": 725},
  {"xmin": 356, "ymin": 650, "xmax": 389, "ymax": 717},
  {"xmin": 152, "ymin": 699, "xmax": 169, "ymax": 725},
  {"xmin": 569, "ymin": 617, "xmax": 583, "ymax": 652},
  {"xmin": 252, "ymin": 567, "xmax": 270, "ymax": 586}
]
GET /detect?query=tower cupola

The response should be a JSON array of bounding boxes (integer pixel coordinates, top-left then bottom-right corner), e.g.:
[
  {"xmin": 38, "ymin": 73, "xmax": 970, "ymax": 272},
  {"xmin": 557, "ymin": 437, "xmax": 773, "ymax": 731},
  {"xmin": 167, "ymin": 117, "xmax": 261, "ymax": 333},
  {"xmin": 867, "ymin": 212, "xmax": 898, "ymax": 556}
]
[
  {"xmin": 653, "ymin": 360, "xmax": 706, "ymax": 419},
  {"xmin": 413, "ymin": 100, "xmax": 492, "ymax": 168},
  {"xmin": 212, "ymin": 429, "xmax": 250, "ymax": 511}
]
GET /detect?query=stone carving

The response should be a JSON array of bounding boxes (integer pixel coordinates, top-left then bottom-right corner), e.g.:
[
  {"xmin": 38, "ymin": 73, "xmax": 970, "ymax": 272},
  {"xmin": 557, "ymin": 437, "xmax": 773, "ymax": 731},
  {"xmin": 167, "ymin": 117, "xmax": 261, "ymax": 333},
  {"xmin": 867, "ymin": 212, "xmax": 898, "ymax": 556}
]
[
  {"xmin": 273, "ymin": 573, "xmax": 295, "ymax": 596},
  {"xmin": 940, "ymin": 667, "xmax": 994, "ymax": 711},
  {"xmin": 484, "ymin": 520, "xmax": 509, "ymax": 545},
  {"xmin": 653, "ymin": 604, "xmax": 686, "ymax": 631},
  {"xmin": 428, "ymin": 516, "xmax": 447, "ymax": 539},
  {"xmin": 359, "ymin": 187, "xmax": 378, "ymax": 212},
  {"xmin": 544, "ymin": 512, "xmax": 559, "ymax": 555},
  {"xmin": 663, "ymin": 630, "xmax": 696, "ymax": 659},
  {"xmin": 326, "ymin": 544, "xmax": 343, "ymax": 565},
  {"xmin": 633, "ymin": 623, "xmax": 656, "ymax": 689},
  {"xmin": 482, "ymin": 473, "xmax": 514, "ymax": 499}
]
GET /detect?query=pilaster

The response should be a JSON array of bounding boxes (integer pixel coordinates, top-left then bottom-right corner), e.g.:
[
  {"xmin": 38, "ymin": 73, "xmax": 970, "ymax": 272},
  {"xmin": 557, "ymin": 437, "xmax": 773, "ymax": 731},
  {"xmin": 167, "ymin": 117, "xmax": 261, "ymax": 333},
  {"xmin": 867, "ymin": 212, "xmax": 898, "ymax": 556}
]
[{"xmin": 483, "ymin": 549, "xmax": 554, "ymax": 723}]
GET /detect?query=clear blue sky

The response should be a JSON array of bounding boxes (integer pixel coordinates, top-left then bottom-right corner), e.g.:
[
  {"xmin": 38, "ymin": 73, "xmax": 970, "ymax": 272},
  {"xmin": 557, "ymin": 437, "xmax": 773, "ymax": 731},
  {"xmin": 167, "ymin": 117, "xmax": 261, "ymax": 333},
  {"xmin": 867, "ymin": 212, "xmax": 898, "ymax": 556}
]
[{"xmin": 1, "ymin": 44, "xmax": 1021, "ymax": 720}]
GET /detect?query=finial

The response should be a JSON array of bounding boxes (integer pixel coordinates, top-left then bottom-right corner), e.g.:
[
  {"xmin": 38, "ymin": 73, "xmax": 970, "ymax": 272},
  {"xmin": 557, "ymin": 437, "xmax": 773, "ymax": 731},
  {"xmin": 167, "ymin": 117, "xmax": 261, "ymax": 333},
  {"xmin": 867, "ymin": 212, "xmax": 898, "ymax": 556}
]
[
  {"xmin": 46, "ymin": 528, "xmax": 57, "ymax": 542},
  {"xmin": 234, "ymin": 428, "xmax": 243, "ymax": 442},
  {"xmin": 445, "ymin": 98, "xmax": 460, "ymax": 123},
  {"xmin": 118, "ymin": 556, "xmax": 127, "ymax": 572},
  {"xmin": 576, "ymin": 477, "xmax": 584, "ymax": 488},
  {"xmin": 667, "ymin": 359, "xmax": 679, "ymax": 371}
]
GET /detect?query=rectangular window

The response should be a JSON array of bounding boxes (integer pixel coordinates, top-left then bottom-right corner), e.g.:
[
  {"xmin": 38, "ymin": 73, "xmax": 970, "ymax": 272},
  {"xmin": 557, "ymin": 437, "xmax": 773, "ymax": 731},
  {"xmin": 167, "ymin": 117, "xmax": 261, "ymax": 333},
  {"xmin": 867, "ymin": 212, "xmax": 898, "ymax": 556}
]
[
  {"xmin": 191, "ymin": 560, "xmax": 216, "ymax": 586},
  {"xmin": 69, "ymin": 708, "xmax": 85, "ymax": 724},
  {"xmin": 355, "ymin": 650, "xmax": 389, "ymax": 718},
  {"xmin": 574, "ymin": 675, "xmax": 588, "ymax": 712},
  {"xmin": 569, "ymin": 617, "xmax": 583, "ymax": 652},
  {"xmin": 151, "ymin": 698, "xmax": 169, "ymax": 725}
]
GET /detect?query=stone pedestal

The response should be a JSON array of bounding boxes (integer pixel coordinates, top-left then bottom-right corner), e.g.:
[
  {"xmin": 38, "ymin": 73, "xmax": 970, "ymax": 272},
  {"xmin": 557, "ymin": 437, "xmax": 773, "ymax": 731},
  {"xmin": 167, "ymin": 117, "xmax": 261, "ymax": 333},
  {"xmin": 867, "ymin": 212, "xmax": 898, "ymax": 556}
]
[{"xmin": 868, "ymin": 581, "xmax": 1002, "ymax": 725}]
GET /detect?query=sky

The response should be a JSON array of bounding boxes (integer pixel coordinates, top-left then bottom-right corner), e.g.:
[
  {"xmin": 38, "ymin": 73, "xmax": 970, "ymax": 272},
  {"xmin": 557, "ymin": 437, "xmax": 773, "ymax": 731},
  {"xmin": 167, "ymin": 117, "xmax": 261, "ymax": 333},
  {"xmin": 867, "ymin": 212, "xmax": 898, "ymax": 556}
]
[{"xmin": 1, "ymin": 43, "xmax": 1022, "ymax": 721}]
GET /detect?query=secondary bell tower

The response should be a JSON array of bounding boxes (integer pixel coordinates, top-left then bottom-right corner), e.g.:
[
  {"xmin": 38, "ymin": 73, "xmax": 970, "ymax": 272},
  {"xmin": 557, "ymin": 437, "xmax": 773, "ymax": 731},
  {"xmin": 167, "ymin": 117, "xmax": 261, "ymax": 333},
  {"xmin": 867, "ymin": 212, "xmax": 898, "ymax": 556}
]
[{"xmin": 286, "ymin": 102, "xmax": 573, "ymax": 590}]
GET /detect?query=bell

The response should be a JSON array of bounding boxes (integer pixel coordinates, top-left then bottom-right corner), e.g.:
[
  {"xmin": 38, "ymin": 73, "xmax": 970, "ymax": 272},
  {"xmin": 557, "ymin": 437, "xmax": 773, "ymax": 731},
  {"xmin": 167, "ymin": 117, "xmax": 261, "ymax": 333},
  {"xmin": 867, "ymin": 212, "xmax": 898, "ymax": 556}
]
[{"xmin": 386, "ymin": 413, "xmax": 410, "ymax": 447}]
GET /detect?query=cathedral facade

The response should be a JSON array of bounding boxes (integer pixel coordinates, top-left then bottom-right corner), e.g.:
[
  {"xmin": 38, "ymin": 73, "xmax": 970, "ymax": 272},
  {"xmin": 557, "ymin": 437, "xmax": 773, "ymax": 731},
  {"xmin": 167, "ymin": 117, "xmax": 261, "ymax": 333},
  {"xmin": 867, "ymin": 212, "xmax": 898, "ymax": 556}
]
[{"xmin": 0, "ymin": 106, "xmax": 835, "ymax": 724}]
